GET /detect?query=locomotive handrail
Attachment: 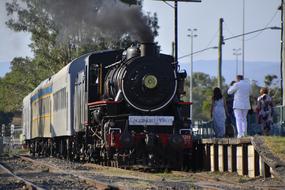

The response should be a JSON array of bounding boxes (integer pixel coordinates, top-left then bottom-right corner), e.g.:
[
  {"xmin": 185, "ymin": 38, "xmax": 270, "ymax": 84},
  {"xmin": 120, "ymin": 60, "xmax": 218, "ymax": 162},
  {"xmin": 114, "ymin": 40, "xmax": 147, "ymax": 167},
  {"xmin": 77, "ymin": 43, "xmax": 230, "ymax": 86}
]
[
  {"xmin": 102, "ymin": 114, "xmax": 130, "ymax": 119},
  {"xmin": 179, "ymin": 129, "xmax": 192, "ymax": 135},
  {"xmin": 109, "ymin": 128, "xmax": 122, "ymax": 134},
  {"xmin": 105, "ymin": 61, "xmax": 121, "ymax": 69},
  {"xmin": 88, "ymin": 100, "xmax": 122, "ymax": 106}
]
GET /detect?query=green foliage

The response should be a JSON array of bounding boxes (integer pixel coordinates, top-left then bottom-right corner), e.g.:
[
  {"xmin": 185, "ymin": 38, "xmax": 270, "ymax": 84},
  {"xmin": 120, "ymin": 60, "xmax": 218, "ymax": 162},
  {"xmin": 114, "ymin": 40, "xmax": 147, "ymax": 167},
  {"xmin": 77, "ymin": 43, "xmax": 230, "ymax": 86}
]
[
  {"xmin": 264, "ymin": 74, "xmax": 282, "ymax": 105},
  {"xmin": 264, "ymin": 136, "xmax": 285, "ymax": 161},
  {"xmin": 253, "ymin": 74, "xmax": 281, "ymax": 106},
  {"xmin": 184, "ymin": 72, "xmax": 226, "ymax": 121},
  {"xmin": 264, "ymin": 74, "xmax": 278, "ymax": 87}
]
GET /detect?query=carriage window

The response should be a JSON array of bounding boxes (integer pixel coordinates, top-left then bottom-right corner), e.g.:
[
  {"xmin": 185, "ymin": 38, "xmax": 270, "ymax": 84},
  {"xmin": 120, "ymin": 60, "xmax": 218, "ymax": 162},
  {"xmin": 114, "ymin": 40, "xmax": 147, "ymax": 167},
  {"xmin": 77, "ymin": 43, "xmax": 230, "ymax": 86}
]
[{"xmin": 53, "ymin": 88, "xmax": 66, "ymax": 111}]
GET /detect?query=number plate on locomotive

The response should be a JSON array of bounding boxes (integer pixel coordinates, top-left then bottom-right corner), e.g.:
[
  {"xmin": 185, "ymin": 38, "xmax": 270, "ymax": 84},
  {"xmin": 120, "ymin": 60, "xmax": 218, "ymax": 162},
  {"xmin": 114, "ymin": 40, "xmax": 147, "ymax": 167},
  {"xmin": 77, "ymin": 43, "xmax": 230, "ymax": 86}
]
[{"xmin": 128, "ymin": 116, "xmax": 174, "ymax": 126}]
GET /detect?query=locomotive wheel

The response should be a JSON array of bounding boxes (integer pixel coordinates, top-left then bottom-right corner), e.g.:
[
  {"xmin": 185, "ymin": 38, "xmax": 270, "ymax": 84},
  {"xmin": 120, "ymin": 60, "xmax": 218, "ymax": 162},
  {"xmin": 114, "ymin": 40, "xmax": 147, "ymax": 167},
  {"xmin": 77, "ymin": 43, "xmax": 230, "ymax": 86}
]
[{"xmin": 110, "ymin": 160, "xmax": 118, "ymax": 167}]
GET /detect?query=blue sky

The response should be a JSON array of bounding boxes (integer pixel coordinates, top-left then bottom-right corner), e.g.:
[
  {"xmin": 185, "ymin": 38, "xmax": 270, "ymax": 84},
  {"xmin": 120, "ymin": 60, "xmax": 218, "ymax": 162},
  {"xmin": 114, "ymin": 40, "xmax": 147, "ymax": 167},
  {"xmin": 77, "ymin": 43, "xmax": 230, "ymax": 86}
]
[
  {"xmin": 0, "ymin": 0, "xmax": 32, "ymax": 75},
  {"xmin": 143, "ymin": 0, "xmax": 281, "ymax": 61},
  {"xmin": 0, "ymin": 0, "xmax": 282, "ymax": 84},
  {"xmin": 142, "ymin": 0, "xmax": 281, "ymax": 84}
]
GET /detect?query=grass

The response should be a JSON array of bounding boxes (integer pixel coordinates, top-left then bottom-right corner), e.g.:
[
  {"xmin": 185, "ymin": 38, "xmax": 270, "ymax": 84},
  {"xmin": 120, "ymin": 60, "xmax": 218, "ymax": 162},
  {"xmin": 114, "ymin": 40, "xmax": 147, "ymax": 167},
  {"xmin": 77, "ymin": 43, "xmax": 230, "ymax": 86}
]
[{"xmin": 263, "ymin": 136, "xmax": 285, "ymax": 161}]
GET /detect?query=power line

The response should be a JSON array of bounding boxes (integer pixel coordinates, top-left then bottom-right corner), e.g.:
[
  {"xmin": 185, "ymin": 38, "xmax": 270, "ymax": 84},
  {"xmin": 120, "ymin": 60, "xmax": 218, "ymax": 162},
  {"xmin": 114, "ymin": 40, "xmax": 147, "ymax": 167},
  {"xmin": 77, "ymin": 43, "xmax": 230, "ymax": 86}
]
[
  {"xmin": 161, "ymin": 0, "xmax": 174, "ymax": 8},
  {"xmin": 244, "ymin": 9, "xmax": 279, "ymax": 41},
  {"xmin": 223, "ymin": 9, "xmax": 279, "ymax": 42},
  {"xmin": 205, "ymin": 28, "xmax": 219, "ymax": 48}
]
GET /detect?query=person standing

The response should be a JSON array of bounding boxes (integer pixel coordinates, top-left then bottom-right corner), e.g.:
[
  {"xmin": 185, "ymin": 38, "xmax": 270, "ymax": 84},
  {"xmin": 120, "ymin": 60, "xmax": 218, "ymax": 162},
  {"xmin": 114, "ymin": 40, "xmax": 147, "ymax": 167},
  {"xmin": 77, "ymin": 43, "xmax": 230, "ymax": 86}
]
[
  {"xmin": 211, "ymin": 87, "xmax": 227, "ymax": 138},
  {"xmin": 225, "ymin": 81, "xmax": 237, "ymax": 137},
  {"xmin": 227, "ymin": 75, "xmax": 251, "ymax": 138},
  {"xmin": 256, "ymin": 87, "xmax": 273, "ymax": 136}
]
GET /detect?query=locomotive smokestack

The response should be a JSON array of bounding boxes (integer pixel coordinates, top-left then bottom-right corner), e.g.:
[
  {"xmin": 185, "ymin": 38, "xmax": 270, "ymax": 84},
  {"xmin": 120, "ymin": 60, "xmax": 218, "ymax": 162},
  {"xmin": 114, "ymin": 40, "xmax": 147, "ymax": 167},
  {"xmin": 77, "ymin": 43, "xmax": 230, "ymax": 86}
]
[{"xmin": 140, "ymin": 43, "xmax": 158, "ymax": 57}]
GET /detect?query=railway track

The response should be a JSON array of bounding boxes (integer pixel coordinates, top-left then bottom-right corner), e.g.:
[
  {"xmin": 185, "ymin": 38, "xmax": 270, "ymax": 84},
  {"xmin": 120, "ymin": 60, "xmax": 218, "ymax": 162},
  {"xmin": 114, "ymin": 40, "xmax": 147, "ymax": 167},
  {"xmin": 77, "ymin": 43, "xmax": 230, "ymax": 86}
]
[
  {"xmin": 19, "ymin": 155, "xmax": 162, "ymax": 189},
  {"xmin": 19, "ymin": 155, "xmax": 123, "ymax": 190},
  {"xmin": 0, "ymin": 161, "xmax": 44, "ymax": 190},
  {"xmin": 0, "ymin": 155, "xmax": 122, "ymax": 190},
  {"xmin": 1, "ymin": 155, "xmax": 285, "ymax": 189}
]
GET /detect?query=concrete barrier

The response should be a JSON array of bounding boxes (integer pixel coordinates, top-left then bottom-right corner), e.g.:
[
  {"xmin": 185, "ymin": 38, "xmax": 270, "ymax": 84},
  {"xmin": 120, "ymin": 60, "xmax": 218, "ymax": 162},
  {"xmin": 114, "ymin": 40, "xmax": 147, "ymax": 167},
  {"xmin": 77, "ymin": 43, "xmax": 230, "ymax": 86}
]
[{"xmin": 199, "ymin": 137, "xmax": 276, "ymax": 179}]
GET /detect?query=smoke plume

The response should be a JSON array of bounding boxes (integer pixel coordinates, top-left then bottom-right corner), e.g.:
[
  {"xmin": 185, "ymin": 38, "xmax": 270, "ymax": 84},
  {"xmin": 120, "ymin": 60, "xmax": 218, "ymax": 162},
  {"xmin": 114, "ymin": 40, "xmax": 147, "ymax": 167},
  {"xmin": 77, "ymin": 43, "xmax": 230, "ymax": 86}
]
[{"xmin": 42, "ymin": 0, "xmax": 154, "ymax": 43}]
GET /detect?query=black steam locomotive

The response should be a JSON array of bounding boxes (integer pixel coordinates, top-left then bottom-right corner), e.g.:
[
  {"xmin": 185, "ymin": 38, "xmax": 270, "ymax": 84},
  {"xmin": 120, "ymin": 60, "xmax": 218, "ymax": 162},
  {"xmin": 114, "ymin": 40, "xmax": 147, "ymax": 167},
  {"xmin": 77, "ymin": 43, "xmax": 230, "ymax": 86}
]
[{"xmin": 23, "ymin": 43, "xmax": 193, "ymax": 169}]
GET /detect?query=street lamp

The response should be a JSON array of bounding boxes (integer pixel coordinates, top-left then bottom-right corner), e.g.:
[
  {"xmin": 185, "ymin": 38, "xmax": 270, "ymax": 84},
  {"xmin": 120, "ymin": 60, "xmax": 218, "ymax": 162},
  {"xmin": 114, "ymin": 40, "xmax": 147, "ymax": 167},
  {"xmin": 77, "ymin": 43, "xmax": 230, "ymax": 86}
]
[
  {"xmin": 187, "ymin": 28, "xmax": 198, "ymax": 120},
  {"xmin": 233, "ymin": 48, "xmax": 241, "ymax": 75}
]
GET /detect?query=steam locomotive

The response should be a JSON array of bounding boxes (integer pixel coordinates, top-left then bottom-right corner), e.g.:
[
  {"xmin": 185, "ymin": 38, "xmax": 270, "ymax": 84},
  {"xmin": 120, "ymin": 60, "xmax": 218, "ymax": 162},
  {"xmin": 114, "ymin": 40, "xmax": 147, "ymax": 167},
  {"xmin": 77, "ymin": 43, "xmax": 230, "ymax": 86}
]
[{"xmin": 22, "ymin": 43, "xmax": 193, "ymax": 169}]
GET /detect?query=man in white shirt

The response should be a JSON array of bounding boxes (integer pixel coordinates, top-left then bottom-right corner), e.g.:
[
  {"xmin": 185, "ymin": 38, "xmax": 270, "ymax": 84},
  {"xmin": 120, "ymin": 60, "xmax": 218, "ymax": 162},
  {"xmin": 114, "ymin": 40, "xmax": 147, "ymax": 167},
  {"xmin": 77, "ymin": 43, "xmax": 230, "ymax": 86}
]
[{"xmin": 227, "ymin": 75, "xmax": 251, "ymax": 138}]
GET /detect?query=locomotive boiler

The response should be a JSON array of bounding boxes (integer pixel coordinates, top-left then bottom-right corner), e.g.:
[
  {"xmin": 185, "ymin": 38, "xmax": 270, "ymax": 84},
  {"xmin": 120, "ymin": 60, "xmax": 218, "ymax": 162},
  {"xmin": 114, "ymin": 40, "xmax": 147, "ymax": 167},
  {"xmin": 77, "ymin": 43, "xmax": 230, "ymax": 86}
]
[{"xmin": 22, "ymin": 42, "xmax": 193, "ymax": 169}]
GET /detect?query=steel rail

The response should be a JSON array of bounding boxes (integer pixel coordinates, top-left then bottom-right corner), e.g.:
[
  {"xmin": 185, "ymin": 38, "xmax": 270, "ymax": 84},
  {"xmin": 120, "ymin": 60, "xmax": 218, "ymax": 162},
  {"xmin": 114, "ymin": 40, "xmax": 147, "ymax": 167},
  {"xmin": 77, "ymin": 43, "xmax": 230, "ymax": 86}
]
[
  {"xmin": 19, "ymin": 155, "xmax": 123, "ymax": 190},
  {"xmin": 0, "ymin": 162, "xmax": 45, "ymax": 190}
]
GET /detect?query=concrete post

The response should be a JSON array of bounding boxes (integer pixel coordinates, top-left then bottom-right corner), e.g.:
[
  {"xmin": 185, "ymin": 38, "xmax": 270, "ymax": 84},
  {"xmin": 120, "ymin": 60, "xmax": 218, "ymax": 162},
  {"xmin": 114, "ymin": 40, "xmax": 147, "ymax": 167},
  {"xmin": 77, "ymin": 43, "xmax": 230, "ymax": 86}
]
[
  {"xmin": 248, "ymin": 145, "xmax": 259, "ymax": 178},
  {"xmin": 210, "ymin": 144, "xmax": 218, "ymax": 172},
  {"xmin": 228, "ymin": 145, "xmax": 237, "ymax": 172},
  {"xmin": 237, "ymin": 144, "xmax": 248, "ymax": 175},
  {"xmin": 218, "ymin": 145, "xmax": 228, "ymax": 172},
  {"xmin": 259, "ymin": 156, "xmax": 271, "ymax": 178}
]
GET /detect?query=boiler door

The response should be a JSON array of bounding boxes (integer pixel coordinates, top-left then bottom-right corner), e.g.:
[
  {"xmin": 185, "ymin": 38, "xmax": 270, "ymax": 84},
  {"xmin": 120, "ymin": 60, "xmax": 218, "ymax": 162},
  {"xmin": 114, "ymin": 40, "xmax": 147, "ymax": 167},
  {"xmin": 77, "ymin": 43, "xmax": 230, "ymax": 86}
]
[{"xmin": 122, "ymin": 57, "xmax": 177, "ymax": 112}]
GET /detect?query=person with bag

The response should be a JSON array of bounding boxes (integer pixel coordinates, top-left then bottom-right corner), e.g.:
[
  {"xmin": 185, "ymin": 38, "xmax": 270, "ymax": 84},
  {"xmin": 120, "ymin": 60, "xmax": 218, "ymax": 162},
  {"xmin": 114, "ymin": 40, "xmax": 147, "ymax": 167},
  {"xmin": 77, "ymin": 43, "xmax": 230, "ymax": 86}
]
[{"xmin": 256, "ymin": 87, "xmax": 273, "ymax": 136}]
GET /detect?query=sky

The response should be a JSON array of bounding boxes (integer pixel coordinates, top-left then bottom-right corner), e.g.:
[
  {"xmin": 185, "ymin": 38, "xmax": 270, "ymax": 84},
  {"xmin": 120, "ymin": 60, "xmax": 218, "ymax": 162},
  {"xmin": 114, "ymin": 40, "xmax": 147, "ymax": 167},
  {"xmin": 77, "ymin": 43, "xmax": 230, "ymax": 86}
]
[
  {"xmin": 142, "ymin": 0, "xmax": 282, "ymax": 83},
  {"xmin": 143, "ymin": 0, "xmax": 281, "ymax": 61},
  {"xmin": 0, "ymin": 0, "xmax": 32, "ymax": 76},
  {"xmin": 0, "ymin": 0, "xmax": 282, "ymax": 84}
]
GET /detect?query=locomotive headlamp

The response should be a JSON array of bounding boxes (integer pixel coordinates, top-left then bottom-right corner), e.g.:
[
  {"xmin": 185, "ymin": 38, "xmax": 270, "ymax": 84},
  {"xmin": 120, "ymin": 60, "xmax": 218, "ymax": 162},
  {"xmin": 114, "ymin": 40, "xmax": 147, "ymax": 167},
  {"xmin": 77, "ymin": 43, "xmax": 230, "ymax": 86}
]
[{"xmin": 143, "ymin": 75, "xmax": 158, "ymax": 89}]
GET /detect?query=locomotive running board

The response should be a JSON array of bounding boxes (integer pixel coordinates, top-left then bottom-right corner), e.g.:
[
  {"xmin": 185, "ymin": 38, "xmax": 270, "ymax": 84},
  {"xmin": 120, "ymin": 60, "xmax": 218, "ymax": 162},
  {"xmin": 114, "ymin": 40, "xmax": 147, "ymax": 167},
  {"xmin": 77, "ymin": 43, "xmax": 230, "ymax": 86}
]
[{"xmin": 88, "ymin": 100, "xmax": 121, "ymax": 106}]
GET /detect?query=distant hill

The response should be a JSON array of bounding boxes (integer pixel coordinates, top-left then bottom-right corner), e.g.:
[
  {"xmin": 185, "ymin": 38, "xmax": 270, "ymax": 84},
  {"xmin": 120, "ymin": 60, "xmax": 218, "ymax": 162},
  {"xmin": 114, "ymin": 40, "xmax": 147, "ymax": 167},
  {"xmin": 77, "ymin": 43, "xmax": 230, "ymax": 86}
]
[
  {"xmin": 0, "ymin": 61, "xmax": 10, "ymax": 77},
  {"xmin": 179, "ymin": 60, "xmax": 280, "ymax": 86},
  {"xmin": 0, "ymin": 59, "xmax": 280, "ymax": 87}
]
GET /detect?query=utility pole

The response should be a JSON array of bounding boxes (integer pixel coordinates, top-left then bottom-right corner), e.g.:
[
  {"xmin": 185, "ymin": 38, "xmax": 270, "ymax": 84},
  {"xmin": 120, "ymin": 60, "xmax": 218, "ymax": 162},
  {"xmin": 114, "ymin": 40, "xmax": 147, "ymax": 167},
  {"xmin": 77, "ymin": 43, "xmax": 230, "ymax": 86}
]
[
  {"xmin": 242, "ymin": 0, "xmax": 245, "ymax": 76},
  {"xmin": 281, "ymin": 0, "xmax": 285, "ymax": 106},
  {"xmin": 218, "ymin": 18, "xmax": 224, "ymax": 89},
  {"xmin": 158, "ymin": 0, "xmax": 201, "ymax": 69}
]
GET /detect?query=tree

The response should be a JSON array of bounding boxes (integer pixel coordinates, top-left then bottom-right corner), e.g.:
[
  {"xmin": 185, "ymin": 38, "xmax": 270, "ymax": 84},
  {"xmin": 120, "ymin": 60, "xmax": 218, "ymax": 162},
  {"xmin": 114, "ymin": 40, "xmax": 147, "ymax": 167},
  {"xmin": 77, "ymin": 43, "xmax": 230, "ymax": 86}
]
[
  {"xmin": 264, "ymin": 75, "xmax": 278, "ymax": 87},
  {"xmin": 184, "ymin": 72, "xmax": 225, "ymax": 121},
  {"xmin": 0, "ymin": 0, "xmax": 159, "ymax": 113},
  {"xmin": 264, "ymin": 74, "xmax": 281, "ymax": 105}
]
